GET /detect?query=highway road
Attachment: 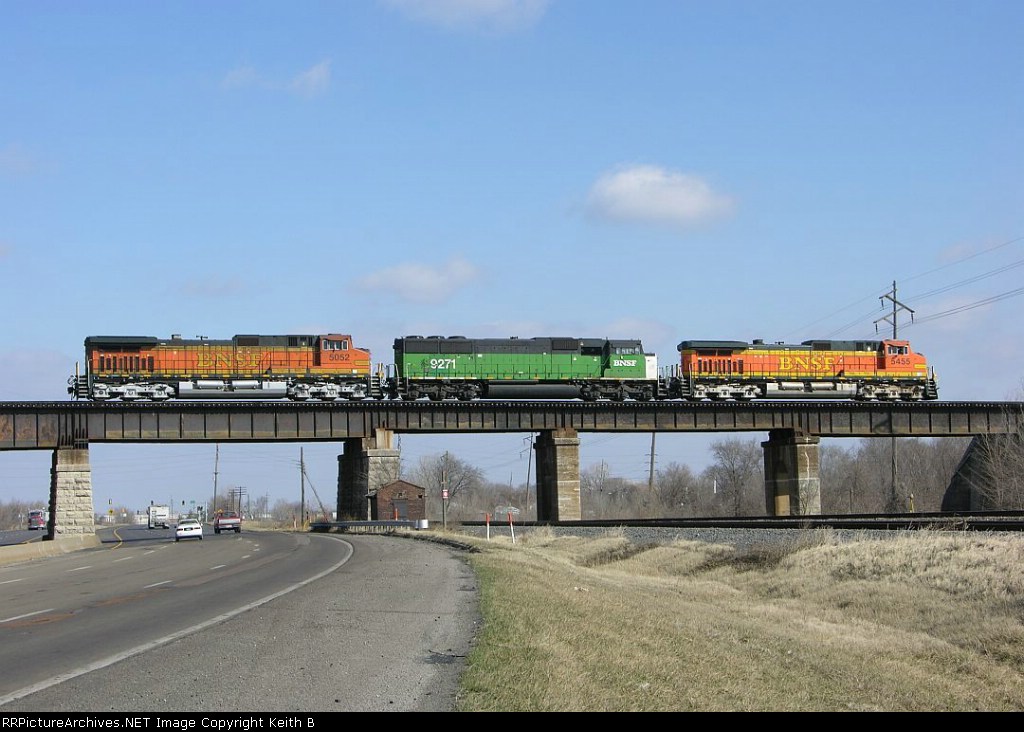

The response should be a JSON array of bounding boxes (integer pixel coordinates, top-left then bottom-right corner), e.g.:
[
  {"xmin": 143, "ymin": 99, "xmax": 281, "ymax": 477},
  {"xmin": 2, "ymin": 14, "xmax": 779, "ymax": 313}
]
[
  {"xmin": 0, "ymin": 525, "xmax": 479, "ymax": 712},
  {"xmin": 0, "ymin": 528, "xmax": 51, "ymax": 548}
]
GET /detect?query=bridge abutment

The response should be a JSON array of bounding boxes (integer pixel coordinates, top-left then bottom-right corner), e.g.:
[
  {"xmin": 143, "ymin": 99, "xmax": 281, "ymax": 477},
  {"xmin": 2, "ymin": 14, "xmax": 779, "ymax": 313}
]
[
  {"xmin": 534, "ymin": 428, "xmax": 581, "ymax": 521},
  {"xmin": 49, "ymin": 447, "xmax": 101, "ymax": 546},
  {"xmin": 337, "ymin": 429, "xmax": 401, "ymax": 520},
  {"xmin": 761, "ymin": 429, "xmax": 822, "ymax": 516}
]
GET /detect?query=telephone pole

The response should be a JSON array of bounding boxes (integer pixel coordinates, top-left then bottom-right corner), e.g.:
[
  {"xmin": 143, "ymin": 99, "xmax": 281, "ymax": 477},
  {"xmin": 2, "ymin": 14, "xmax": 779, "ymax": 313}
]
[
  {"xmin": 875, "ymin": 280, "xmax": 914, "ymax": 512},
  {"xmin": 441, "ymin": 451, "xmax": 449, "ymax": 530},
  {"xmin": 212, "ymin": 444, "xmax": 219, "ymax": 514},
  {"xmin": 648, "ymin": 432, "xmax": 656, "ymax": 492}
]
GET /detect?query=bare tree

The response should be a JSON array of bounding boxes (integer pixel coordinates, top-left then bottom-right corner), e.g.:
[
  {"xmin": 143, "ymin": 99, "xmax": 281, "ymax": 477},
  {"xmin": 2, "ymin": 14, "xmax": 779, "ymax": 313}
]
[
  {"xmin": 580, "ymin": 461, "xmax": 640, "ymax": 518},
  {"xmin": 580, "ymin": 460, "xmax": 611, "ymax": 519},
  {"xmin": 972, "ymin": 417, "xmax": 1024, "ymax": 510},
  {"xmin": 271, "ymin": 498, "xmax": 302, "ymax": 526},
  {"xmin": 708, "ymin": 437, "xmax": 763, "ymax": 516},
  {"xmin": 0, "ymin": 499, "xmax": 35, "ymax": 531},
  {"xmin": 844, "ymin": 438, "xmax": 900, "ymax": 513},
  {"xmin": 819, "ymin": 442, "xmax": 865, "ymax": 514},
  {"xmin": 653, "ymin": 462, "xmax": 699, "ymax": 517},
  {"xmin": 819, "ymin": 437, "xmax": 973, "ymax": 513},
  {"xmin": 408, "ymin": 451, "xmax": 485, "ymax": 521},
  {"xmin": 897, "ymin": 437, "xmax": 973, "ymax": 512}
]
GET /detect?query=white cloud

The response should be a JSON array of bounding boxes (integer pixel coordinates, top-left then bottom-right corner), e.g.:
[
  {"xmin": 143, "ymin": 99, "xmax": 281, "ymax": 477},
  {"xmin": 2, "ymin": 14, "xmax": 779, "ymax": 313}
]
[
  {"xmin": 357, "ymin": 256, "xmax": 480, "ymax": 304},
  {"xmin": 221, "ymin": 65, "xmax": 261, "ymax": 90},
  {"xmin": 222, "ymin": 60, "xmax": 331, "ymax": 97},
  {"xmin": 382, "ymin": 0, "xmax": 549, "ymax": 33},
  {"xmin": 289, "ymin": 60, "xmax": 331, "ymax": 98},
  {"xmin": 585, "ymin": 164, "xmax": 735, "ymax": 230}
]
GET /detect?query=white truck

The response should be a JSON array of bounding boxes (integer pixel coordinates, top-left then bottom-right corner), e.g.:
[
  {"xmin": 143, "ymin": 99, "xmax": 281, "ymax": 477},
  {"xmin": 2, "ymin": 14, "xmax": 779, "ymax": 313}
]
[{"xmin": 147, "ymin": 504, "xmax": 171, "ymax": 529}]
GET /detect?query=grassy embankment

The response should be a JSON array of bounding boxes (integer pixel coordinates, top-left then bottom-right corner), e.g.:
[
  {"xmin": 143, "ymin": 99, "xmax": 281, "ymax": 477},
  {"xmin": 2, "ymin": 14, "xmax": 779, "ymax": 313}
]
[{"xmin": 445, "ymin": 527, "xmax": 1024, "ymax": 711}]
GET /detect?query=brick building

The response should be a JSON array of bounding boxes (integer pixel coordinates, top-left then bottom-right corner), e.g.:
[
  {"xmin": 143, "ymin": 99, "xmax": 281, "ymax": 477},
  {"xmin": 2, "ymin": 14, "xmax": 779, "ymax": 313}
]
[{"xmin": 370, "ymin": 479, "xmax": 426, "ymax": 521}]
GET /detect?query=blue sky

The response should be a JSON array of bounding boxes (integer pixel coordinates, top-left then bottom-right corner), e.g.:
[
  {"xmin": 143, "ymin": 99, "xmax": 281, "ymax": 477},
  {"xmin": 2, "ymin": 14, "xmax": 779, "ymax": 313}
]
[{"xmin": 1, "ymin": 1, "xmax": 1022, "ymax": 513}]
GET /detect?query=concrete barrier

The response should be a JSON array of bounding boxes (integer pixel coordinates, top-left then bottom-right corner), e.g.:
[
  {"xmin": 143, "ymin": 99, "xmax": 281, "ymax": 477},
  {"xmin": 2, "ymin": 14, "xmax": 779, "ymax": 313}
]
[{"xmin": 0, "ymin": 534, "xmax": 102, "ymax": 567}]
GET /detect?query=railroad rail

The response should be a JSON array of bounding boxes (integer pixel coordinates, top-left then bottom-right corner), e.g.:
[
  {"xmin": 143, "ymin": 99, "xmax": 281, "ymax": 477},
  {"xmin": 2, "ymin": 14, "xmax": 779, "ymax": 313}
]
[{"xmin": 459, "ymin": 511, "xmax": 1024, "ymax": 532}]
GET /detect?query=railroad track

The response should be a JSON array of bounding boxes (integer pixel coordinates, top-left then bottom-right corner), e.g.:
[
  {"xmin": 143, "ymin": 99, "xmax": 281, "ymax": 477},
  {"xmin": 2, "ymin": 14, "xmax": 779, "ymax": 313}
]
[{"xmin": 461, "ymin": 511, "xmax": 1024, "ymax": 532}]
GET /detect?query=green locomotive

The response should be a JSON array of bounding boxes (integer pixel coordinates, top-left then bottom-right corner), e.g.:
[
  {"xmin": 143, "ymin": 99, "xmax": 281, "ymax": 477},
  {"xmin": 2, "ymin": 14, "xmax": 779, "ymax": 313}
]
[{"xmin": 387, "ymin": 335, "xmax": 659, "ymax": 401}]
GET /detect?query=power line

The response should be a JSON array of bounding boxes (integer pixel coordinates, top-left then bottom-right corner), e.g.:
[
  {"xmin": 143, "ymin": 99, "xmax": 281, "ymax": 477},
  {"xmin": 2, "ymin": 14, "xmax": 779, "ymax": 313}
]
[
  {"xmin": 793, "ymin": 235, "xmax": 1023, "ymax": 338},
  {"xmin": 908, "ymin": 286, "xmax": 1024, "ymax": 326}
]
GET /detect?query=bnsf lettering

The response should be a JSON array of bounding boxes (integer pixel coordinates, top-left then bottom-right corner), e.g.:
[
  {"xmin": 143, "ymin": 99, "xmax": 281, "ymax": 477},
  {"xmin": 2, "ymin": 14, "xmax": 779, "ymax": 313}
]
[
  {"xmin": 612, "ymin": 359, "xmax": 638, "ymax": 367},
  {"xmin": 778, "ymin": 355, "xmax": 838, "ymax": 371},
  {"xmin": 197, "ymin": 353, "xmax": 265, "ymax": 370}
]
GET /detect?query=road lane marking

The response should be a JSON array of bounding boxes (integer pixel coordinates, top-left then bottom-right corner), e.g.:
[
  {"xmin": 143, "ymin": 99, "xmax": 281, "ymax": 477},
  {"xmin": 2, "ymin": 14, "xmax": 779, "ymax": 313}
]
[
  {"xmin": 0, "ymin": 535, "xmax": 353, "ymax": 706},
  {"xmin": 1, "ymin": 608, "xmax": 56, "ymax": 624}
]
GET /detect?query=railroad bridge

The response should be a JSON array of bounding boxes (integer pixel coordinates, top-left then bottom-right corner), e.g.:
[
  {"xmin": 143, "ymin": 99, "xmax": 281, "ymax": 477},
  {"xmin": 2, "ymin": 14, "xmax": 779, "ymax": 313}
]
[{"xmin": 1, "ymin": 400, "xmax": 1021, "ymax": 543}]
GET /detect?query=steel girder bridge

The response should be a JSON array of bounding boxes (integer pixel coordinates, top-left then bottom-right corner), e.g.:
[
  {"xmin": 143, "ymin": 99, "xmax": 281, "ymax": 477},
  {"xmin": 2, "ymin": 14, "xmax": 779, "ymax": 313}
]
[{"xmin": 2, "ymin": 400, "xmax": 1021, "ymax": 540}]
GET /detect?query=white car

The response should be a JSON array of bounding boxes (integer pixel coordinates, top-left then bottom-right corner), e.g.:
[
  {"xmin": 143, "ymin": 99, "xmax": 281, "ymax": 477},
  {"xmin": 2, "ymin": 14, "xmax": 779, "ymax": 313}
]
[{"xmin": 175, "ymin": 518, "xmax": 204, "ymax": 542}]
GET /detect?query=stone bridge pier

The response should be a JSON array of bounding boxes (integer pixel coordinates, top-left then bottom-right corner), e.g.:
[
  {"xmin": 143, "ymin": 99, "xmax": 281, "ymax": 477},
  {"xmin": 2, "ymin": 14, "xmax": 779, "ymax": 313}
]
[
  {"xmin": 48, "ymin": 447, "xmax": 102, "ymax": 548},
  {"xmin": 337, "ymin": 429, "xmax": 401, "ymax": 520},
  {"xmin": 761, "ymin": 429, "xmax": 822, "ymax": 515},
  {"xmin": 334, "ymin": 426, "xmax": 824, "ymax": 522},
  {"xmin": 534, "ymin": 428, "xmax": 582, "ymax": 521}
]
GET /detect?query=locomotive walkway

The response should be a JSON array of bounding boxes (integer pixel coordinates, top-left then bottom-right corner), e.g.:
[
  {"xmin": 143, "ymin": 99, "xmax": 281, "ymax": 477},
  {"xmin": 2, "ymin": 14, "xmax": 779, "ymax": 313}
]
[{"xmin": 1, "ymin": 399, "xmax": 1021, "ymax": 543}]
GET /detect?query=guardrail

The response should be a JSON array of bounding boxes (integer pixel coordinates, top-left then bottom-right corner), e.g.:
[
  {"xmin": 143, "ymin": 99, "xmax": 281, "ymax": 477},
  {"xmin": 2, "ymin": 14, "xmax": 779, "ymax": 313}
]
[{"xmin": 309, "ymin": 520, "xmax": 427, "ymax": 533}]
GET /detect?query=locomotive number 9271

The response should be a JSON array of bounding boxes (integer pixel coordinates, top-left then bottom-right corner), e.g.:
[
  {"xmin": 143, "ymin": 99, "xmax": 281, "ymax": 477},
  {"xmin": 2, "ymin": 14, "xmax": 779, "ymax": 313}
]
[{"xmin": 67, "ymin": 332, "xmax": 938, "ymax": 403}]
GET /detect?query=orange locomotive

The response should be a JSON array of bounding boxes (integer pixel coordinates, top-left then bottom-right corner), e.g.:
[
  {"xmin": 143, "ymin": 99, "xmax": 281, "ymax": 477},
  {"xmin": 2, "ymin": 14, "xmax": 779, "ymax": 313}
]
[
  {"xmin": 68, "ymin": 333, "xmax": 378, "ymax": 401},
  {"xmin": 665, "ymin": 338, "xmax": 938, "ymax": 401}
]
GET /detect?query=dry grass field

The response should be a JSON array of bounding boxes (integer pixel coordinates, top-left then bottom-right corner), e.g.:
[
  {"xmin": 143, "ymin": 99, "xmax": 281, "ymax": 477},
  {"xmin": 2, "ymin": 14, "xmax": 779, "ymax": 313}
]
[{"xmin": 445, "ymin": 527, "xmax": 1024, "ymax": 711}]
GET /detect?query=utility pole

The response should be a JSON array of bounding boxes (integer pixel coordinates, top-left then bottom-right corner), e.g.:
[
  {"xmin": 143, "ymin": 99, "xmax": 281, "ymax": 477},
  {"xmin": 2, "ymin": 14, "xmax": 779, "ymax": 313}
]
[
  {"xmin": 648, "ymin": 432, "xmax": 656, "ymax": 492},
  {"xmin": 875, "ymin": 280, "xmax": 914, "ymax": 338},
  {"xmin": 441, "ymin": 451, "xmax": 449, "ymax": 530},
  {"xmin": 523, "ymin": 435, "xmax": 534, "ymax": 518},
  {"xmin": 233, "ymin": 486, "xmax": 247, "ymax": 515},
  {"xmin": 300, "ymin": 447, "xmax": 306, "ymax": 528},
  {"xmin": 876, "ymin": 280, "xmax": 915, "ymax": 512},
  {"xmin": 212, "ymin": 444, "xmax": 219, "ymax": 514}
]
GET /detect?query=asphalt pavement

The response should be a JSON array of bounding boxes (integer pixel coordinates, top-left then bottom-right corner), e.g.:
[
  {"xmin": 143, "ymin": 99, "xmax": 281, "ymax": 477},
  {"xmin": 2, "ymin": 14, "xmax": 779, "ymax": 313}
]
[{"xmin": 0, "ymin": 531, "xmax": 480, "ymax": 713}]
